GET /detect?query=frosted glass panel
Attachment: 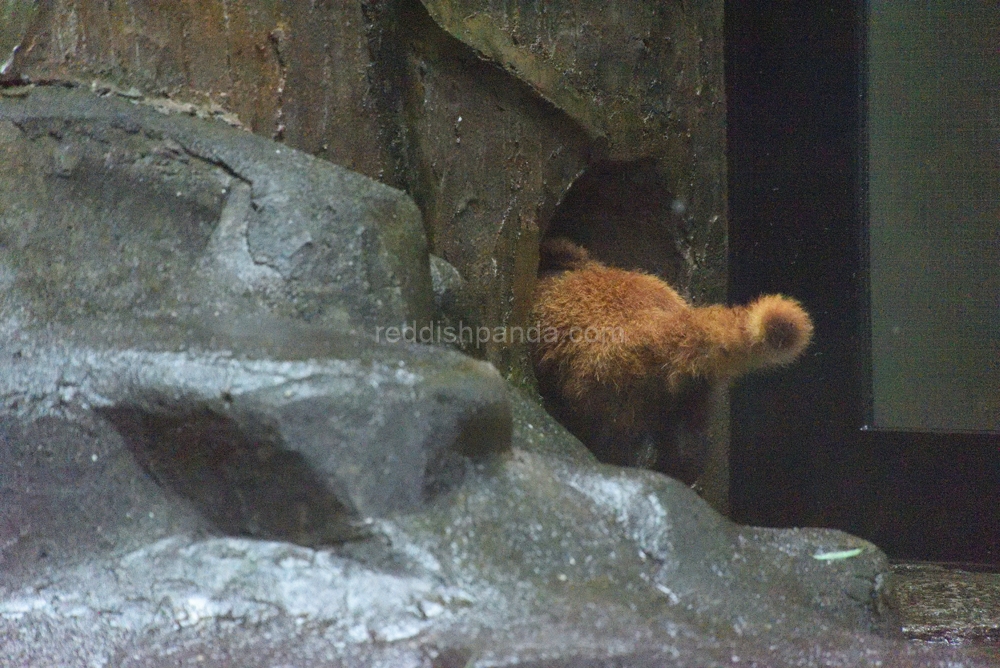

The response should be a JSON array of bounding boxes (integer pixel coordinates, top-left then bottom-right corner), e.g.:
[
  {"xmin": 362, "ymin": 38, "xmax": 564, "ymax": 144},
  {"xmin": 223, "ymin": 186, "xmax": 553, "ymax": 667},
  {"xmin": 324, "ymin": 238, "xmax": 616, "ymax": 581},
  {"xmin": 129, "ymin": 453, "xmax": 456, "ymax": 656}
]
[{"xmin": 868, "ymin": 2, "xmax": 1000, "ymax": 431}]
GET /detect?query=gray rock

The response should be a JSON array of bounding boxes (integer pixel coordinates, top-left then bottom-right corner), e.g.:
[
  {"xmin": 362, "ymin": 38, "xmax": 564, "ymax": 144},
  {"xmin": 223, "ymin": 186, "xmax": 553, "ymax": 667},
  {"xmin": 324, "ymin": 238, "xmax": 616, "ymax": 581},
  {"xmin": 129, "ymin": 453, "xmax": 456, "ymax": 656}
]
[
  {"xmin": 0, "ymin": 84, "xmax": 510, "ymax": 558},
  {"xmin": 0, "ymin": 85, "xmax": 433, "ymax": 332},
  {"xmin": 1, "ymin": 402, "xmax": 991, "ymax": 666},
  {"xmin": 429, "ymin": 254, "xmax": 468, "ymax": 322},
  {"xmin": 0, "ymin": 285, "xmax": 510, "ymax": 551},
  {"xmin": 0, "ymin": 86, "xmax": 991, "ymax": 667}
]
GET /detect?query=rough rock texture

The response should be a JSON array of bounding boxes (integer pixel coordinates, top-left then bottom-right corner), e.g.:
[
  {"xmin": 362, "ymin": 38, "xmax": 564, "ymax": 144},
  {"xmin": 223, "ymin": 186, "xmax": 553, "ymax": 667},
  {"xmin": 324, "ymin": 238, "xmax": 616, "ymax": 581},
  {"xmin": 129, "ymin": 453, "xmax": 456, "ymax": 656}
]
[
  {"xmin": 0, "ymin": 84, "xmax": 509, "ymax": 562},
  {"xmin": 0, "ymin": 1, "xmax": 35, "ymax": 77},
  {"xmin": 5, "ymin": 0, "xmax": 726, "ymax": 370},
  {"xmin": 0, "ymin": 86, "xmax": 993, "ymax": 667},
  {"xmin": 3, "ymin": 0, "xmax": 733, "ymax": 505},
  {"xmin": 0, "ymin": 86, "xmax": 433, "ymax": 333},
  {"xmin": 418, "ymin": 0, "xmax": 728, "ymax": 298},
  {"xmin": 887, "ymin": 563, "xmax": 1000, "ymax": 647}
]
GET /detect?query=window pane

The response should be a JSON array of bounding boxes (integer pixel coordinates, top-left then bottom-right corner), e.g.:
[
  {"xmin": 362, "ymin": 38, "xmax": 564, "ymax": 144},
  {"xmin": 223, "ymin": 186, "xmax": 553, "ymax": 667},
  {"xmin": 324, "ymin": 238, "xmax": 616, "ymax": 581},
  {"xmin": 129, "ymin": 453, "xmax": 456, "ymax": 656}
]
[{"xmin": 868, "ymin": 2, "xmax": 1000, "ymax": 431}]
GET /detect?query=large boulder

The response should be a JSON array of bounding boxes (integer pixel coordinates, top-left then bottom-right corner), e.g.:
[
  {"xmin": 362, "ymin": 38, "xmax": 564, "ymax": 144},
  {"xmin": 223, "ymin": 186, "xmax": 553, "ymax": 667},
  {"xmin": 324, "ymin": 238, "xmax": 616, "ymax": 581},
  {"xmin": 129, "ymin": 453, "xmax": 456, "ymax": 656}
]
[
  {"xmin": 4, "ymin": 0, "xmax": 734, "ymax": 505},
  {"xmin": 7, "ymin": 0, "xmax": 726, "ymax": 376},
  {"xmin": 0, "ymin": 86, "xmax": 433, "ymax": 333},
  {"xmin": 0, "ymin": 84, "xmax": 510, "ymax": 565},
  {"xmin": 0, "ymin": 86, "xmax": 993, "ymax": 667}
]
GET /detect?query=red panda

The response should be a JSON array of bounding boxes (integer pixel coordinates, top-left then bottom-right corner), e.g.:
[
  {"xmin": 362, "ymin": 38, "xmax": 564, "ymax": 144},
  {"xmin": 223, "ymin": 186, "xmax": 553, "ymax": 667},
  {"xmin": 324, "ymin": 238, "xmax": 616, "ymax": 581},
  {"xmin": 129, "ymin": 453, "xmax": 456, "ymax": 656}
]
[{"xmin": 531, "ymin": 238, "xmax": 813, "ymax": 483}]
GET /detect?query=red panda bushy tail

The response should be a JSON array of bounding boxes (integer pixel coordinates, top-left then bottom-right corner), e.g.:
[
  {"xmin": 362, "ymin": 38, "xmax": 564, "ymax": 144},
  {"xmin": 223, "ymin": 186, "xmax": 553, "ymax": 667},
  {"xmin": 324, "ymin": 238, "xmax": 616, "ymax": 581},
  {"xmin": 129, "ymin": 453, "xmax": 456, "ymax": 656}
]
[{"xmin": 744, "ymin": 294, "xmax": 814, "ymax": 367}]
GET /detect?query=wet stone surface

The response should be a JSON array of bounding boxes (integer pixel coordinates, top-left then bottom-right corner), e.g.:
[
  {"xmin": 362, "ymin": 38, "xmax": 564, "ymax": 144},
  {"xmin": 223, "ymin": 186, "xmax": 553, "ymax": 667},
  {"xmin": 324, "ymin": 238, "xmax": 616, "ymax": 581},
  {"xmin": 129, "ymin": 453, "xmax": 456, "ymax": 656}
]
[
  {"xmin": 0, "ymin": 86, "xmax": 434, "ymax": 333},
  {"xmin": 7, "ymin": 0, "xmax": 733, "ymax": 504},
  {"xmin": 0, "ymin": 84, "xmax": 995, "ymax": 667},
  {"xmin": 889, "ymin": 562, "xmax": 1000, "ymax": 649}
]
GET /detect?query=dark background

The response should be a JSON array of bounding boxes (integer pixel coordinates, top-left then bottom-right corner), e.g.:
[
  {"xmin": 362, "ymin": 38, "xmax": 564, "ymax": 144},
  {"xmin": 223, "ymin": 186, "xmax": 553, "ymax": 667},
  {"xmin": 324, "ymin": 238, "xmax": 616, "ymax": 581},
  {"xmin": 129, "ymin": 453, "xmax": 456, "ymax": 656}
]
[{"xmin": 725, "ymin": 1, "xmax": 999, "ymax": 564}]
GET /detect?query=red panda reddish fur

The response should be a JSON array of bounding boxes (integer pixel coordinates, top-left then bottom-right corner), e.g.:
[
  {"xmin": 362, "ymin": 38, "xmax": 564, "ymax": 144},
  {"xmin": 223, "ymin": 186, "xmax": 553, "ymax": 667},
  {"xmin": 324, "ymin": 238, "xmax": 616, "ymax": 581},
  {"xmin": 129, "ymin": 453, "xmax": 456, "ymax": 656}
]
[{"xmin": 531, "ymin": 238, "xmax": 813, "ymax": 482}]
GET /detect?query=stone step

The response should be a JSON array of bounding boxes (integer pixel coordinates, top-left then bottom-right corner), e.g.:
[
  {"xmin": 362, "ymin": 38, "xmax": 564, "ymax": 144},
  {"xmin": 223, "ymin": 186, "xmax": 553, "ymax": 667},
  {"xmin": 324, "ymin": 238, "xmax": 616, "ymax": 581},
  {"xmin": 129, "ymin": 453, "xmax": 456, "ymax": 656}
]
[{"xmin": 889, "ymin": 562, "xmax": 1000, "ymax": 654}]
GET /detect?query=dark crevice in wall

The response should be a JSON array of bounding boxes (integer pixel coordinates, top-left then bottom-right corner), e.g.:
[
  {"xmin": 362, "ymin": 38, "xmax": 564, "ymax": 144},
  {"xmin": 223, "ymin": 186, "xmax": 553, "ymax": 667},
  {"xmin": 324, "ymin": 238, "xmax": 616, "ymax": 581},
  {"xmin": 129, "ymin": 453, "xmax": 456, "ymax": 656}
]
[{"xmin": 544, "ymin": 159, "xmax": 689, "ymax": 290}]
